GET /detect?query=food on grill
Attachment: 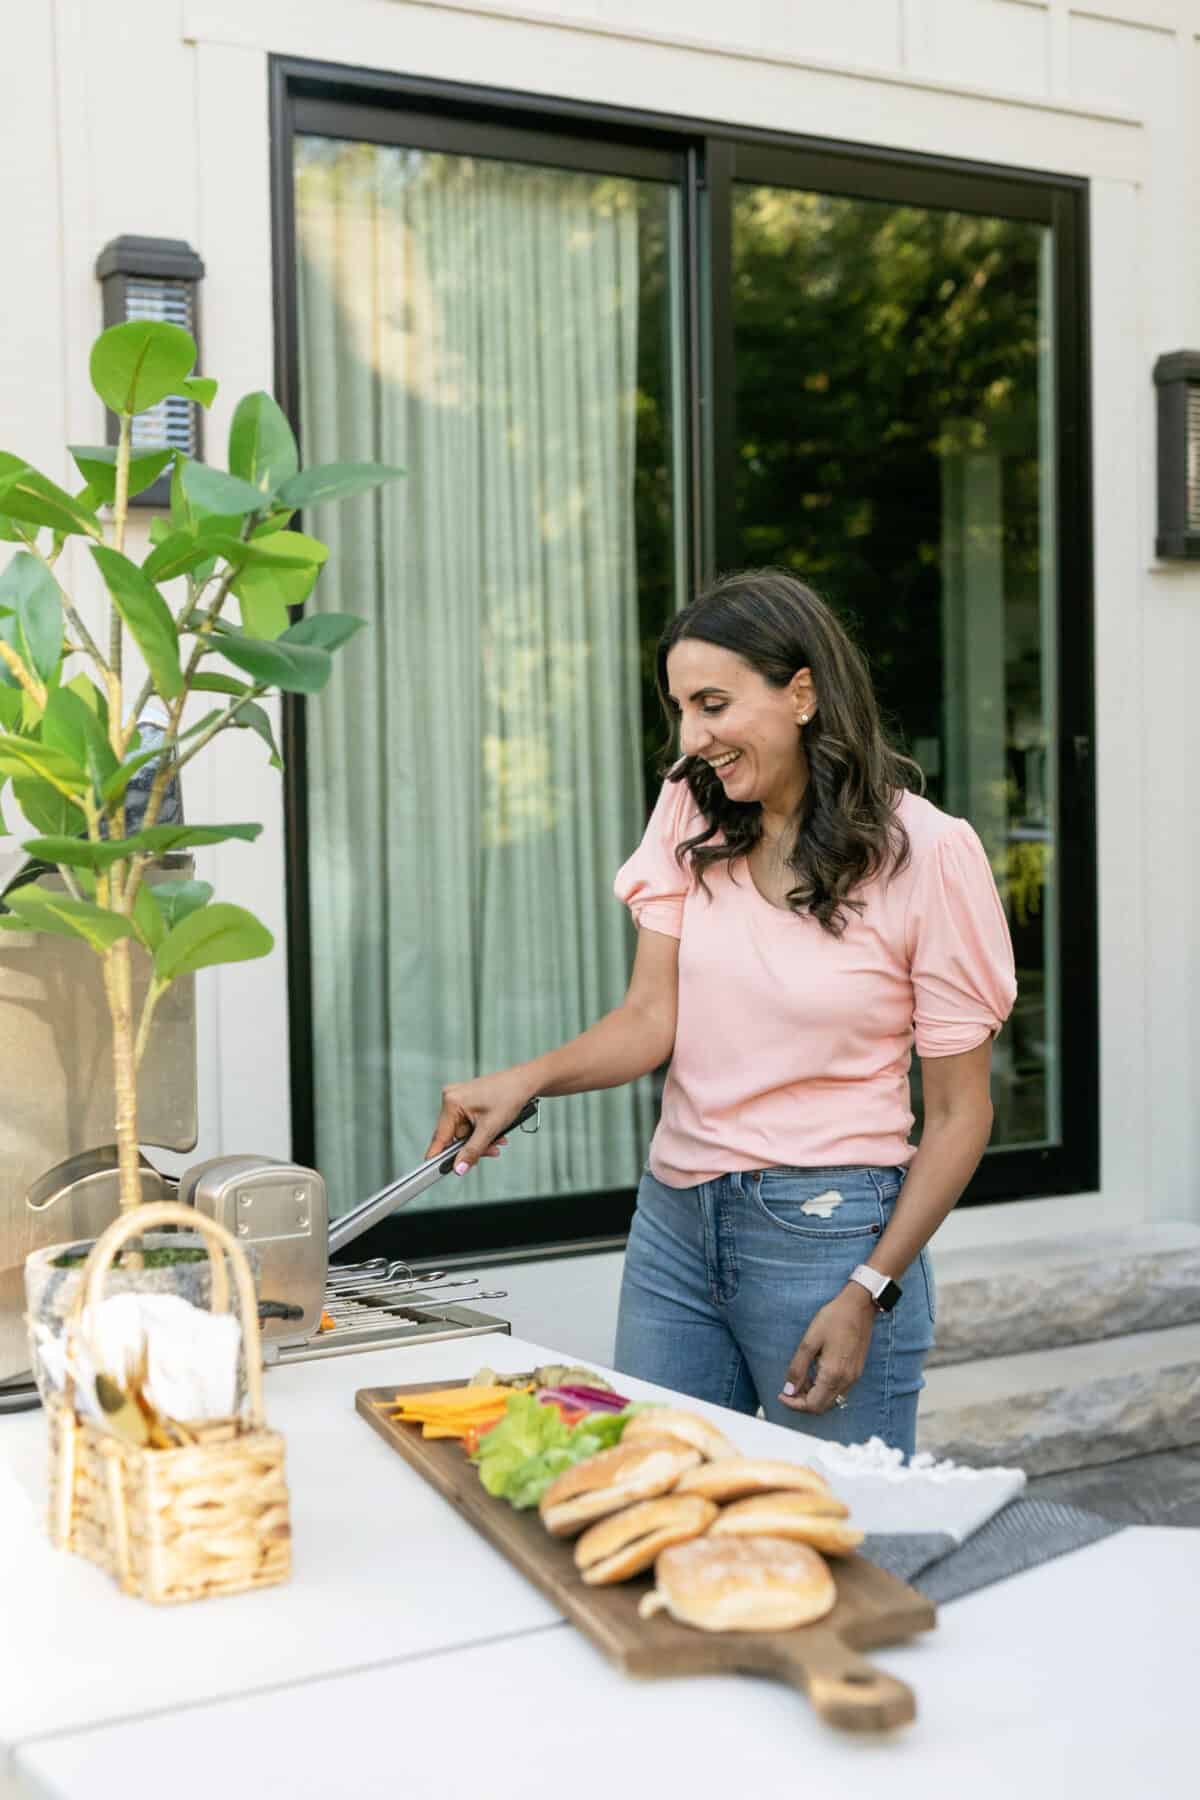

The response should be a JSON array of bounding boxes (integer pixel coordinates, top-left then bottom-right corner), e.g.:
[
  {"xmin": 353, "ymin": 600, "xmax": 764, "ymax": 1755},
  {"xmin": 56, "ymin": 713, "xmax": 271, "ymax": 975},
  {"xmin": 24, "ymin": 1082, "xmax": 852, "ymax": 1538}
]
[
  {"xmin": 619, "ymin": 1408, "xmax": 739, "ymax": 1462},
  {"xmin": 539, "ymin": 1437, "xmax": 702, "ymax": 1537},
  {"xmin": 573, "ymin": 1494, "xmax": 718, "ymax": 1585},
  {"xmin": 708, "ymin": 1491, "xmax": 864, "ymax": 1556},
  {"xmin": 638, "ymin": 1535, "xmax": 837, "ymax": 1632},
  {"xmin": 675, "ymin": 1457, "xmax": 833, "ymax": 1504}
]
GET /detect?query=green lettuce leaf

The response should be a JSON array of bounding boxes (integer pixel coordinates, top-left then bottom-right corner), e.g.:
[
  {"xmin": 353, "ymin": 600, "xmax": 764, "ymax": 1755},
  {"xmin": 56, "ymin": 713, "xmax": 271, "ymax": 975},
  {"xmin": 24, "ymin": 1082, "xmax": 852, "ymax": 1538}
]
[{"xmin": 471, "ymin": 1391, "xmax": 634, "ymax": 1510}]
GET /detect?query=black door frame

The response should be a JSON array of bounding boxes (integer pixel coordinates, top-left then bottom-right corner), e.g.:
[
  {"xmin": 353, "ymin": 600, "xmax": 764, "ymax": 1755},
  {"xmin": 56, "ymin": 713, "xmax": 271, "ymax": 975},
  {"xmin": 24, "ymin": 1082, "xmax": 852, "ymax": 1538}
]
[{"xmin": 269, "ymin": 55, "xmax": 1096, "ymax": 1261}]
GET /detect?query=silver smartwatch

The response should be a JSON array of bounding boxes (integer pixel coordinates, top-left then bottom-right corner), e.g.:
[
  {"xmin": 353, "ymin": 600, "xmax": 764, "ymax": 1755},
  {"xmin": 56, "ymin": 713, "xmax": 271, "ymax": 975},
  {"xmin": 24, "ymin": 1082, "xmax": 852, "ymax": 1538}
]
[{"xmin": 847, "ymin": 1263, "xmax": 903, "ymax": 1313}]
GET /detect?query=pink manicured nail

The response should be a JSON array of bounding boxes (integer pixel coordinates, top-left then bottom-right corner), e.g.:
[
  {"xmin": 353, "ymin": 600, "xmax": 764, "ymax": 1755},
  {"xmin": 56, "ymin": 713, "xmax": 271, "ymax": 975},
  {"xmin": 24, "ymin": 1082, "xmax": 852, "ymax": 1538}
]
[
  {"xmin": 454, "ymin": 1161, "xmax": 469, "ymax": 1176},
  {"xmin": 782, "ymin": 1381, "xmax": 796, "ymax": 1396}
]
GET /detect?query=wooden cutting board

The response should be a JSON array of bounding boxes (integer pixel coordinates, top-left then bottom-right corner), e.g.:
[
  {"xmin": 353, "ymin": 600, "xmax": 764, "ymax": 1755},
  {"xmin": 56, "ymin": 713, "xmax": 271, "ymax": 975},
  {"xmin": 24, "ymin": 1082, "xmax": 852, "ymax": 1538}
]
[{"xmin": 357, "ymin": 1382, "xmax": 936, "ymax": 1732}]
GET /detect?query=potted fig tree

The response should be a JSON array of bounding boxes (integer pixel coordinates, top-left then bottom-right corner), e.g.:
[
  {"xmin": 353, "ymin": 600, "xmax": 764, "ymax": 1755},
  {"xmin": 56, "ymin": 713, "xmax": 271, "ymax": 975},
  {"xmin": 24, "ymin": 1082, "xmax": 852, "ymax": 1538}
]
[{"xmin": 0, "ymin": 317, "xmax": 401, "ymax": 1373}]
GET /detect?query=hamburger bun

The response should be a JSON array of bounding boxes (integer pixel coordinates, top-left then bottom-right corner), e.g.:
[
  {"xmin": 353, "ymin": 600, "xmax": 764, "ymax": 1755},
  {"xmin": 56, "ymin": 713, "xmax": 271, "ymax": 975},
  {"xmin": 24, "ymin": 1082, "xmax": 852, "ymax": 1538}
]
[
  {"xmin": 574, "ymin": 1494, "xmax": 718, "ymax": 1585},
  {"xmin": 620, "ymin": 1408, "xmax": 739, "ymax": 1462},
  {"xmin": 675, "ymin": 1457, "xmax": 833, "ymax": 1504},
  {"xmin": 539, "ymin": 1438, "xmax": 701, "ymax": 1537},
  {"xmin": 638, "ymin": 1535, "xmax": 837, "ymax": 1632},
  {"xmin": 709, "ymin": 1492, "xmax": 864, "ymax": 1556}
]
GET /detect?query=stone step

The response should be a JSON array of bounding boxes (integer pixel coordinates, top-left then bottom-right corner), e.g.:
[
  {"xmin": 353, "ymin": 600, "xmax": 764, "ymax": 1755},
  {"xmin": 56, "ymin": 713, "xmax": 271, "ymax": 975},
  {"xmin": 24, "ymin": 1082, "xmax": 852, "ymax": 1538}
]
[
  {"xmin": 928, "ymin": 1221, "xmax": 1200, "ymax": 1366},
  {"xmin": 916, "ymin": 1321, "xmax": 1200, "ymax": 1476}
]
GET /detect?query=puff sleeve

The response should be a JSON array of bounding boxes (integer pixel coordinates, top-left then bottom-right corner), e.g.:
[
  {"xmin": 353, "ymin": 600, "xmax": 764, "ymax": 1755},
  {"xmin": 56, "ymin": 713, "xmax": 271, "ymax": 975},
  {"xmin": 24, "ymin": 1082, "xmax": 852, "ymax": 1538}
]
[
  {"xmin": 906, "ymin": 819, "xmax": 1017, "ymax": 1057},
  {"xmin": 613, "ymin": 775, "xmax": 698, "ymax": 940}
]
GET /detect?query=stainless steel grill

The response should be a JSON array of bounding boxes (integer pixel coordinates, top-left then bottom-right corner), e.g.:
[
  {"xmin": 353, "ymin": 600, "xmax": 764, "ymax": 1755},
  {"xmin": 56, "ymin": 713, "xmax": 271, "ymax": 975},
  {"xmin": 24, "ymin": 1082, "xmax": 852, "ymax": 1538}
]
[{"xmin": 262, "ymin": 1264, "xmax": 510, "ymax": 1365}]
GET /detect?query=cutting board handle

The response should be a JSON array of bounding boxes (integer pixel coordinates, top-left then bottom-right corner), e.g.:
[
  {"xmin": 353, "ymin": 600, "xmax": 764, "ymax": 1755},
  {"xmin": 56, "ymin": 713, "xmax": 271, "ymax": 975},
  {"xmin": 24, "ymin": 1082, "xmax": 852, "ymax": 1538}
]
[{"xmin": 740, "ymin": 1624, "xmax": 916, "ymax": 1732}]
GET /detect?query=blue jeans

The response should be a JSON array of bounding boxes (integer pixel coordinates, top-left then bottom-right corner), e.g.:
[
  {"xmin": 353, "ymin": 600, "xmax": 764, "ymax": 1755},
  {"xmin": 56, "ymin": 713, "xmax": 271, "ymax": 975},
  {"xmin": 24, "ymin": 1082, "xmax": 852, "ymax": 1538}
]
[{"xmin": 614, "ymin": 1165, "xmax": 936, "ymax": 1457}]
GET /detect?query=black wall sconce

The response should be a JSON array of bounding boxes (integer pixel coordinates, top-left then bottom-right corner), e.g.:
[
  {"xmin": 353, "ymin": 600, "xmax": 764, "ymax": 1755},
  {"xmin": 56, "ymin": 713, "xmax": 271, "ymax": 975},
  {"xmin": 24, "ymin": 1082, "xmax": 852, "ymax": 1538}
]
[
  {"xmin": 95, "ymin": 235, "xmax": 206, "ymax": 508},
  {"xmin": 1154, "ymin": 350, "xmax": 1200, "ymax": 560}
]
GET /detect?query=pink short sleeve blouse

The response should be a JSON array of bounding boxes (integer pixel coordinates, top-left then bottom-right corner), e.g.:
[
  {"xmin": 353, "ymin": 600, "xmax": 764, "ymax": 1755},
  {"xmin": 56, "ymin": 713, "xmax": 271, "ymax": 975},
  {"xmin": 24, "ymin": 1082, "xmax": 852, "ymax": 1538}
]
[{"xmin": 614, "ymin": 775, "xmax": 1017, "ymax": 1187}]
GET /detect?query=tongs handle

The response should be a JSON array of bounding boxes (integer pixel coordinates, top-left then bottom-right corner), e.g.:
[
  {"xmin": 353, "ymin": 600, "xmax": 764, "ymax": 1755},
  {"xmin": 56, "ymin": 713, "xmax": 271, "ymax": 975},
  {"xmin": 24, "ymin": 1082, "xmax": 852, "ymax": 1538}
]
[{"xmin": 327, "ymin": 1099, "xmax": 538, "ymax": 1257}]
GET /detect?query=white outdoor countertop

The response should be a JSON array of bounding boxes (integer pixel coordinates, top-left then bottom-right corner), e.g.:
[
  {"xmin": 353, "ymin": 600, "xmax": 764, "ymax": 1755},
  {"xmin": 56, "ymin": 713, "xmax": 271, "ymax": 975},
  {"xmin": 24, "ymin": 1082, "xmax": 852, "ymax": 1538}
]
[{"xmin": 2, "ymin": 1332, "xmax": 1197, "ymax": 1799}]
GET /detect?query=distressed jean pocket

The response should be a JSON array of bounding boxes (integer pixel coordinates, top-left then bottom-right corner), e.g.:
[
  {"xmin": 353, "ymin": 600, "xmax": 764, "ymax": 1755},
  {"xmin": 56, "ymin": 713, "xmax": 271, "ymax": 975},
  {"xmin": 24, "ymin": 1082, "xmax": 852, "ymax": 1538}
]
[{"xmin": 750, "ymin": 1171, "xmax": 885, "ymax": 1240}]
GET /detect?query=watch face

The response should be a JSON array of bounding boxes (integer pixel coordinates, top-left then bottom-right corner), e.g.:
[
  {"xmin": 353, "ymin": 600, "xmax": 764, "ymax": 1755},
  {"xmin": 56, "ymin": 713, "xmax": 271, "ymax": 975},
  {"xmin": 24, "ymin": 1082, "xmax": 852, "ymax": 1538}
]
[{"xmin": 876, "ymin": 1279, "xmax": 902, "ymax": 1313}]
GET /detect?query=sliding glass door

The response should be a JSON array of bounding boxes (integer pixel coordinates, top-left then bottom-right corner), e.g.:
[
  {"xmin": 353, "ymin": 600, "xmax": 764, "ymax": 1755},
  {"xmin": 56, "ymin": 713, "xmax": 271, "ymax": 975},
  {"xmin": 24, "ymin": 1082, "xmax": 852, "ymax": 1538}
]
[
  {"xmin": 730, "ymin": 177, "xmax": 1060, "ymax": 1152},
  {"xmin": 285, "ymin": 117, "xmax": 686, "ymax": 1224},
  {"xmin": 273, "ymin": 64, "xmax": 1095, "ymax": 1251}
]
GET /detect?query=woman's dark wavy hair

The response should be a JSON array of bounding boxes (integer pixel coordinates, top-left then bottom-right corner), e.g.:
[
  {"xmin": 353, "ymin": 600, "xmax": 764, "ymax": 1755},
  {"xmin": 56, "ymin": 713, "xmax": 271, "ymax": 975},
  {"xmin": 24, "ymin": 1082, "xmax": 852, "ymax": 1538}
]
[{"xmin": 656, "ymin": 569, "xmax": 922, "ymax": 936}]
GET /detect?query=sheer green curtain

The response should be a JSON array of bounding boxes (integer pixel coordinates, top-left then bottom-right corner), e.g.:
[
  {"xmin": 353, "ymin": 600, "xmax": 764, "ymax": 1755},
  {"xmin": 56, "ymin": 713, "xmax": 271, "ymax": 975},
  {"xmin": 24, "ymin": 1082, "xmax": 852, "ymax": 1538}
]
[{"xmin": 294, "ymin": 140, "xmax": 656, "ymax": 1216}]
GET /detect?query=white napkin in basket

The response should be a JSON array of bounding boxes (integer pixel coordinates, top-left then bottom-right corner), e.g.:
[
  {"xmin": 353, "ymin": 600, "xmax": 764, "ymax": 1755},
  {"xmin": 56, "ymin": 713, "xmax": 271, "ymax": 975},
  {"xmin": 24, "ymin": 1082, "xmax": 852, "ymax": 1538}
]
[{"xmin": 88, "ymin": 1293, "xmax": 242, "ymax": 1421}]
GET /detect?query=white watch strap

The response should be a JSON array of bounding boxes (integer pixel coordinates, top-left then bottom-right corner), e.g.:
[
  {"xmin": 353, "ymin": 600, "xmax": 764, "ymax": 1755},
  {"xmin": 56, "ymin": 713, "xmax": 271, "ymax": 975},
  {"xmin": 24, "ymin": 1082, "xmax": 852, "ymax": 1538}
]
[{"xmin": 848, "ymin": 1263, "xmax": 888, "ymax": 1302}]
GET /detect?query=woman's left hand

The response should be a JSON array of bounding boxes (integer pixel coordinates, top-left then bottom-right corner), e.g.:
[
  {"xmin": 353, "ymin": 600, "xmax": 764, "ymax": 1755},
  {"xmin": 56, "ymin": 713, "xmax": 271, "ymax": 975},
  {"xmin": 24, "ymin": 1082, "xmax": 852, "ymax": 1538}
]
[{"xmin": 778, "ymin": 1285, "xmax": 877, "ymax": 1415}]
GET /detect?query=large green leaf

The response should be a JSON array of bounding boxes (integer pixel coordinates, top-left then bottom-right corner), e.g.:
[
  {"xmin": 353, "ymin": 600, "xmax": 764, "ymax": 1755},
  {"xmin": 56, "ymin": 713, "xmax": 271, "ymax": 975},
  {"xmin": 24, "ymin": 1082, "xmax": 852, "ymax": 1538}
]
[
  {"xmin": 0, "ymin": 553, "xmax": 61, "ymax": 684},
  {"xmin": 275, "ymin": 462, "xmax": 405, "ymax": 509},
  {"xmin": 228, "ymin": 393, "xmax": 299, "ymax": 495},
  {"xmin": 141, "ymin": 530, "xmax": 220, "ymax": 584},
  {"xmin": 180, "ymin": 461, "xmax": 269, "ymax": 520},
  {"xmin": 90, "ymin": 546, "xmax": 183, "ymax": 699},
  {"xmin": 232, "ymin": 530, "xmax": 327, "ymax": 638},
  {"xmin": 130, "ymin": 821, "xmax": 262, "ymax": 855},
  {"xmin": 208, "ymin": 629, "xmax": 332, "ymax": 694},
  {"xmin": 11, "ymin": 776, "xmax": 86, "ymax": 837},
  {"xmin": 89, "ymin": 321, "xmax": 196, "ymax": 415},
  {"xmin": 19, "ymin": 835, "xmax": 131, "ymax": 871},
  {"xmin": 169, "ymin": 453, "xmax": 195, "ymax": 532},
  {"xmin": 2, "ymin": 887, "xmax": 135, "ymax": 952},
  {"xmin": 0, "ymin": 454, "xmax": 103, "ymax": 542},
  {"xmin": 190, "ymin": 671, "xmax": 252, "ymax": 698},
  {"xmin": 24, "ymin": 820, "xmax": 263, "ymax": 870},
  {"xmin": 68, "ymin": 444, "xmax": 174, "ymax": 505},
  {"xmin": 179, "ymin": 376, "xmax": 217, "ymax": 409},
  {"xmin": 148, "ymin": 877, "xmax": 212, "ymax": 934},
  {"xmin": 279, "ymin": 612, "xmax": 366, "ymax": 654},
  {"xmin": 233, "ymin": 580, "xmax": 290, "ymax": 641},
  {"xmin": 229, "ymin": 699, "xmax": 282, "ymax": 769},
  {"xmin": 255, "ymin": 529, "xmax": 327, "ymax": 567},
  {"xmin": 0, "ymin": 689, "xmax": 24, "ymax": 730},
  {"xmin": 153, "ymin": 900, "xmax": 273, "ymax": 982},
  {"xmin": 139, "ymin": 519, "xmax": 253, "ymax": 584},
  {"xmin": 126, "ymin": 880, "xmax": 166, "ymax": 952},
  {"xmin": 64, "ymin": 673, "xmax": 107, "ymax": 724},
  {"xmin": 0, "ymin": 737, "xmax": 87, "ymax": 798},
  {"xmin": 40, "ymin": 687, "xmax": 117, "ymax": 788}
]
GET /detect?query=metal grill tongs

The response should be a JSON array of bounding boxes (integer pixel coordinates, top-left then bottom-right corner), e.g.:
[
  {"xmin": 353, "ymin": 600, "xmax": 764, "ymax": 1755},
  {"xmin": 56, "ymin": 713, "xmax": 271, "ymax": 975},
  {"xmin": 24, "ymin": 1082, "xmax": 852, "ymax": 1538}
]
[{"xmin": 327, "ymin": 1098, "xmax": 540, "ymax": 1258}]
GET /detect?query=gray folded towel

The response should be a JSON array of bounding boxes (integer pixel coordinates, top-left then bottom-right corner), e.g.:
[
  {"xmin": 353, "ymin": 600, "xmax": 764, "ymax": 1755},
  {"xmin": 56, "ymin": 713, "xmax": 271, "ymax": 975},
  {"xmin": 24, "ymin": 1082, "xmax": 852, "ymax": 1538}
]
[{"xmin": 862, "ymin": 1497, "xmax": 1124, "ymax": 1604}]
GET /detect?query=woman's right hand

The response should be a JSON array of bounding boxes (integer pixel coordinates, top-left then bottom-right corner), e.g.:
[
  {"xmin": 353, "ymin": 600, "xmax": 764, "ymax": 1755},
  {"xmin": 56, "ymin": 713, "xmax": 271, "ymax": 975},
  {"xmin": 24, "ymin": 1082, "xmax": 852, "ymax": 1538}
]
[{"xmin": 425, "ymin": 1068, "xmax": 540, "ymax": 1176}]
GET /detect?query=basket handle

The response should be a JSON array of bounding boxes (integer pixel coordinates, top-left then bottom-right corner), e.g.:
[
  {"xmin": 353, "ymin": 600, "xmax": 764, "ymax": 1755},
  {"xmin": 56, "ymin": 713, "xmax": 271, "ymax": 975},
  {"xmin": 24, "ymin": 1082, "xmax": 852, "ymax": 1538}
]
[{"xmin": 68, "ymin": 1202, "xmax": 267, "ymax": 1428}]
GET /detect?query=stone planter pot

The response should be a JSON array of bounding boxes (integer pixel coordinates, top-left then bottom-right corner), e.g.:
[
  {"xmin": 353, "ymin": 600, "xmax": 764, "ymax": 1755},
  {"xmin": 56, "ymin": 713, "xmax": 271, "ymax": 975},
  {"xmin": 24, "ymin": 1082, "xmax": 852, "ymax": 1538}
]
[{"xmin": 24, "ymin": 1232, "xmax": 261, "ymax": 1409}]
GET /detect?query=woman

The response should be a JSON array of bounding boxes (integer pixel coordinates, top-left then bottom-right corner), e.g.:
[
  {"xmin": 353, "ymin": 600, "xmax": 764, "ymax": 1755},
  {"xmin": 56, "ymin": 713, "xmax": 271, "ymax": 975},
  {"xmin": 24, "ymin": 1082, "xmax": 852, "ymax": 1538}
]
[{"xmin": 426, "ymin": 570, "xmax": 1015, "ymax": 1455}]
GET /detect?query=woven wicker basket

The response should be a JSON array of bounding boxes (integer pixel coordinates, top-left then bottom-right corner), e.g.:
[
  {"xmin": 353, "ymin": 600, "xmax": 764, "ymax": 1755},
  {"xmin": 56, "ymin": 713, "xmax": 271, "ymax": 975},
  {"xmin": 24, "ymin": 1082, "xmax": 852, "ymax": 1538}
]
[{"xmin": 47, "ymin": 1202, "xmax": 291, "ymax": 1604}]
